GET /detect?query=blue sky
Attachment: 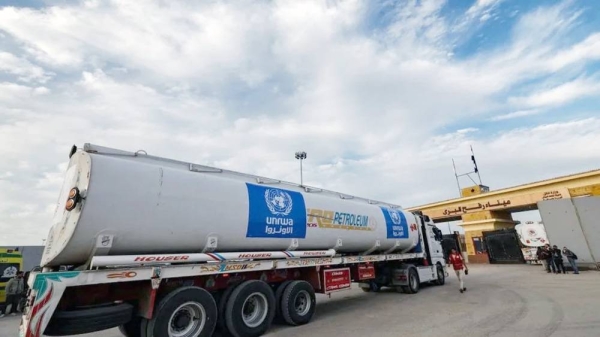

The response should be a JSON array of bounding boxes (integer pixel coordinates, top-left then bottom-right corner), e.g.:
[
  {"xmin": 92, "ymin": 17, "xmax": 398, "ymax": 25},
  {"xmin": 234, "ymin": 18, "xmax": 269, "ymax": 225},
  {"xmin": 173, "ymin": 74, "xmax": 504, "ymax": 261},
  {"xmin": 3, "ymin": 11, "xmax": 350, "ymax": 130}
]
[{"xmin": 0, "ymin": 0, "xmax": 600, "ymax": 244}]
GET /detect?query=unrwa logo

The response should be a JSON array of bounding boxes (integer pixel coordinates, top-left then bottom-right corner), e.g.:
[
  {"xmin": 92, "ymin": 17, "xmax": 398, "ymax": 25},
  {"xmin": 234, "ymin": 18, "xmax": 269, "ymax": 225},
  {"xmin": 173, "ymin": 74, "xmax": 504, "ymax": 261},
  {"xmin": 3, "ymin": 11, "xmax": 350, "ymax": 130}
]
[
  {"xmin": 388, "ymin": 208, "xmax": 402, "ymax": 225},
  {"xmin": 264, "ymin": 188, "xmax": 293, "ymax": 216}
]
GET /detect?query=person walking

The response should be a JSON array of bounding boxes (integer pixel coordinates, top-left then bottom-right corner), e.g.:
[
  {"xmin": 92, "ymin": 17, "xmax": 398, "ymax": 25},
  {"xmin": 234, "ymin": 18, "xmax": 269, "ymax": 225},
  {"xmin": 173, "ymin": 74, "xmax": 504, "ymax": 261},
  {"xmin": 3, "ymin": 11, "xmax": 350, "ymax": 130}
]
[
  {"xmin": 563, "ymin": 246, "xmax": 579, "ymax": 274},
  {"xmin": 551, "ymin": 245, "xmax": 566, "ymax": 274},
  {"xmin": 4, "ymin": 271, "xmax": 25, "ymax": 316},
  {"xmin": 448, "ymin": 248, "xmax": 468, "ymax": 293}
]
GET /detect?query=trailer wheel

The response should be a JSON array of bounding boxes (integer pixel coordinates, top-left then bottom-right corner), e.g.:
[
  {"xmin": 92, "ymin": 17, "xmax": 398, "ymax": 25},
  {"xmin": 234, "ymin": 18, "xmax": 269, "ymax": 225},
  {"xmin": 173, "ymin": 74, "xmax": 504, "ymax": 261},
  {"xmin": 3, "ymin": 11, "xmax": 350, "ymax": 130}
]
[
  {"xmin": 360, "ymin": 280, "xmax": 380, "ymax": 292},
  {"xmin": 217, "ymin": 285, "xmax": 237, "ymax": 330},
  {"xmin": 44, "ymin": 302, "xmax": 134, "ymax": 336},
  {"xmin": 280, "ymin": 280, "xmax": 316, "ymax": 326},
  {"xmin": 434, "ymin": 264, "xmax": 445, "ymax": 286},
  {"xmin": 404, "ymin": 268, "xmax": 420, "ymax": 294},
  {"xmin": 145, "ymin": 286, "xmax": 217, "ymax": 337},
  {"xmin": 274, "ymin": 280, "xmax": 293, "ymax": 323},
  {"xmin": 118, "ymin": 316, "xmax": 142, "ymax": 337},
  {"xmin": 224, "ymin": 280, "xmax": 276, "ymax": 337}
]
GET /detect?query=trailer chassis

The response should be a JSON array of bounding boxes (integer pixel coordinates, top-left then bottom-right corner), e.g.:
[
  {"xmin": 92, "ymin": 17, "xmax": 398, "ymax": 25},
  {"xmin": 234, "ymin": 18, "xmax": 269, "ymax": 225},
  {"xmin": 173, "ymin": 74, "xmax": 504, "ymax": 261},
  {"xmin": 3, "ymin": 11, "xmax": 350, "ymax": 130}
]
[{"xmin": 20, "ymin": 249, "xmax": 445, "ymax": 337}]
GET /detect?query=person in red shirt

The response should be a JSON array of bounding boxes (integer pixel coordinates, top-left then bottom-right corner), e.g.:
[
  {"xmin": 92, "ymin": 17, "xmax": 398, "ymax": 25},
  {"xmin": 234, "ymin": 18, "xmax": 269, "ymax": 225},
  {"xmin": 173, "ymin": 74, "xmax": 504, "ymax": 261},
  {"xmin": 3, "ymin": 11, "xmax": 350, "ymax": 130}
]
[{"xmin": 448, "ymin": 248, "xmax": 468, "ymax": 293}]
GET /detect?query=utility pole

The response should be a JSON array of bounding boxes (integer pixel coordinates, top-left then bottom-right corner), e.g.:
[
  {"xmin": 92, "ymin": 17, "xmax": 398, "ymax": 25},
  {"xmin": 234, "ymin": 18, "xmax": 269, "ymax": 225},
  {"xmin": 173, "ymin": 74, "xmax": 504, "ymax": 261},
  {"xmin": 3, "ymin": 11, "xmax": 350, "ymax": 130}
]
[{"xmin": 295, "ymin": 151, "xmax": 307, "ymax": 186}]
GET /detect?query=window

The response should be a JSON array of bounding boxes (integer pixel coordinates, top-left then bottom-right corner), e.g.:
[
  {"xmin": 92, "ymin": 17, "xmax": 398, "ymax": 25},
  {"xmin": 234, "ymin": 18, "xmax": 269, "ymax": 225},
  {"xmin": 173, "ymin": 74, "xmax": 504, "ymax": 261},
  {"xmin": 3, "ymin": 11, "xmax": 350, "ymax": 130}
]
[{"xmin": 472, "ymin": 236, "xmax": 487, "ymax": 254}]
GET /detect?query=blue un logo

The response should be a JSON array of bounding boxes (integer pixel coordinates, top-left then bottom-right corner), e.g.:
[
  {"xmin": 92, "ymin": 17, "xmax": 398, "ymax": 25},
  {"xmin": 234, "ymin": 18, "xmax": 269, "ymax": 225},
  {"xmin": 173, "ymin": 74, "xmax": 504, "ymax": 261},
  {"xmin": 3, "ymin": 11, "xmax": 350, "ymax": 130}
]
[
  {"xmin": 264, "ymin": 189, "xmax": 293, "ymax": 216},
  {"xmin": 246, "ymin": 183, "xmax": 307, "ymax": 239},
  {"xmin": 388, "ymin": 209, "xmax": 402, "ymax": 225}
]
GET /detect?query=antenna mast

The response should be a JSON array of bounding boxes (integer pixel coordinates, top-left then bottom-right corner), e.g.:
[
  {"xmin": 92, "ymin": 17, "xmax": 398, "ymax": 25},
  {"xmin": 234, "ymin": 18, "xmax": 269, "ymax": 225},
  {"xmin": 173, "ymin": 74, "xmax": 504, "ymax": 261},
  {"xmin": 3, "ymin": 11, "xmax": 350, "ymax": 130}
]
[{"xmin": 451, "ymin": 145, "xmax": 484, "ymax": 197}]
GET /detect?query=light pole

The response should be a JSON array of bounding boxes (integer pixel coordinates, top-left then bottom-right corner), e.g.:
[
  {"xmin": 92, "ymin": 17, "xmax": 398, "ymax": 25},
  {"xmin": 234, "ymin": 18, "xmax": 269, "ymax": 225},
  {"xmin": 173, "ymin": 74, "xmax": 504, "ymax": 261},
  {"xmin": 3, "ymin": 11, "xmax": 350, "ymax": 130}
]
[{"xmin": 295, "ymin": 151, "xmax": 307, "ymax": 186}]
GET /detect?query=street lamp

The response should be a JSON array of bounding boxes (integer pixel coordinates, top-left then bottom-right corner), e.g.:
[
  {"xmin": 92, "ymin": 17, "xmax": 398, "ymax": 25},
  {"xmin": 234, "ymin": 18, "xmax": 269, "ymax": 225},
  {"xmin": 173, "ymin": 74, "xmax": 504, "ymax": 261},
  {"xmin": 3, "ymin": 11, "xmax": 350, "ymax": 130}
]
[{"xmin": 295, "ymin": 151, "xmax": 307, "ymax": 186}]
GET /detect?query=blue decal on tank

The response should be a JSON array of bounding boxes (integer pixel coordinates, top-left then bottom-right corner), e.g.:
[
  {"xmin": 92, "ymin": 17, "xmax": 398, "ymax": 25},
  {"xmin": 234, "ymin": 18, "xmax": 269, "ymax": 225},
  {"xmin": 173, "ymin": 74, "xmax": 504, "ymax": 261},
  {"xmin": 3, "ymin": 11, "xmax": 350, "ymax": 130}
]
[
  {"xmin": 380, "ymin": 207, "xmax": 409, "ymax": 239},
  {"xmin": 413, "ymin": 238, "xmax": 423, "ymax": 253},
  {"xmin": 246, "ymin": 183, "xmax": 307, "ymax": 239}
]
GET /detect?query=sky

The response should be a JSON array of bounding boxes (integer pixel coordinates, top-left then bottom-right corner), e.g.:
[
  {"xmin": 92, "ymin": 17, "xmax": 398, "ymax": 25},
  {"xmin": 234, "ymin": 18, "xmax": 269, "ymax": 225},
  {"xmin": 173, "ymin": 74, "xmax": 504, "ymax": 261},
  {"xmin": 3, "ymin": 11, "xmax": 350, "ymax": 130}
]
[{"xmin": 1, "ymin": 0, "xmax": 599, "ymax": 245}]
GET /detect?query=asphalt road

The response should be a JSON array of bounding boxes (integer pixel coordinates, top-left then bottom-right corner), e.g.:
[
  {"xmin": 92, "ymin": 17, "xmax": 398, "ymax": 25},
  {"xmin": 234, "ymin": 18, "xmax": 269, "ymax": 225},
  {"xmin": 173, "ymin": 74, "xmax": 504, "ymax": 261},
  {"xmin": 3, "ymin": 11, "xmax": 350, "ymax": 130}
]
[{"xmin": 1, "ymin": 264, "xmax": 599, "ymax": 337}]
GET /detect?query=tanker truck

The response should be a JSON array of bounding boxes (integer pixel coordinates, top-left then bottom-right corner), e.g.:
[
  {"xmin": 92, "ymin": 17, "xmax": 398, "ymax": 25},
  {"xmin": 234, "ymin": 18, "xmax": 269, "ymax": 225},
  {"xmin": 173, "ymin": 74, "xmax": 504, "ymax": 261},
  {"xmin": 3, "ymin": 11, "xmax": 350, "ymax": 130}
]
[{"xmin": 19, "ymin": 143, "xmax": 447, "ymax": 337}]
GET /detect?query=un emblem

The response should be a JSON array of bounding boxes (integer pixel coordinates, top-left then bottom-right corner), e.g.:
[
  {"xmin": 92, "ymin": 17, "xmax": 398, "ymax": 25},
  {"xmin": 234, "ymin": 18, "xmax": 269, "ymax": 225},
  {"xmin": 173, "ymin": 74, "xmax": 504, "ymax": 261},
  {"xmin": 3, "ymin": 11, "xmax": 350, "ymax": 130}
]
[
  {"xmin": 264, "ymin": 188, "xmax": 293, "ymax": 216},
  {"xmin": 388, "ymin": 209, "xmax": 402, "ymax": 225}
]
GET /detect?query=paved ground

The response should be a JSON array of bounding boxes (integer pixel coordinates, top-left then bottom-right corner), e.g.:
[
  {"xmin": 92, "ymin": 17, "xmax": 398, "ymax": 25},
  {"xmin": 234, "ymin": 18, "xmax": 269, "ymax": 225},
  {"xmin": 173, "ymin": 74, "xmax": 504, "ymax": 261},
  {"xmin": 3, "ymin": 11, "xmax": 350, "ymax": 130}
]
[{"xmin": 1, "ymin": 264, "xmax": 599, "ymax": 337}]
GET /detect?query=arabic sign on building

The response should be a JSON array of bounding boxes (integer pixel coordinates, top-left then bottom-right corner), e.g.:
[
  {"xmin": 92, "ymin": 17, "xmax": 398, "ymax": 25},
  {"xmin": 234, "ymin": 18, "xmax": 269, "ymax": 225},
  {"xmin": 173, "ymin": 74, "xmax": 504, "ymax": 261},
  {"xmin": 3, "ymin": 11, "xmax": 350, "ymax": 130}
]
[
  {"xmin": 426, "ymin": 187, "xmax": 570, "ymax": 219},
  {"xmin": 541, "ymin": 190, "xmax": 564, "ymax": 200},
  {"xmin": 443, "ymin": 199, "xmax": 512, "ymax": 216}
]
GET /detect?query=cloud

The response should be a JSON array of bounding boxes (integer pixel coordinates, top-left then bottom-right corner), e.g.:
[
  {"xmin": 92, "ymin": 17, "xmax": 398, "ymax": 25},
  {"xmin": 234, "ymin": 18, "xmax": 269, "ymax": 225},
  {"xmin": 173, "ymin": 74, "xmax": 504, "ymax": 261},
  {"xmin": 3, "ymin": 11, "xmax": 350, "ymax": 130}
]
[
  {"xmin": 0, "ymin": 52, "xmax": 53, "ymax": 83},
  {"xmin": 0, "ymin": 0, "xmax": 599, "ymax": 244},
  {"xmin": 547, "ymin": 33, "xmax": 600, "ymax": 71},
  {"xmin": 465, "ymin": 0, "xmax": 504, "ymax": 22},
  {"xmin": 462, "ymin": 0, "xmax": 589, "ymax": 91},
  {"xmin": 490, "ymin": 109, "xmax": 542, "ymax": 121},
  {"xmin": 509, "ymin": 77, "xmax": 600, "ymax": 108}
]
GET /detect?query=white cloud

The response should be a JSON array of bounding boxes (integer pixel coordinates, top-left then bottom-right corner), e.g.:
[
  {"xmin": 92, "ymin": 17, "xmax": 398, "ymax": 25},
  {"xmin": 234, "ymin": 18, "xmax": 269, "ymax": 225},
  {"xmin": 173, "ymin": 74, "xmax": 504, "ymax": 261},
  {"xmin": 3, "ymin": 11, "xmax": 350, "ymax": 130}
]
[
  {"xmin": 547, "ymin": 33, "xmax": 600, "ymax": 71},
  {"xmin": 463, "ymin": 0, "xmax": 591, "ymax": 91},
  {"xmin": 465, "ymin": 0, "xmax": 504, "ymax": 21},
  {"xmin": 509, "ymin": 77, "xmax": 600, "ymax": 108},
  {"xmin": 0, "ymin": 0, "xmax": 599, "ymax": 245},
  {"xmin": 491, "ymin": 109, "xmax": 542, "ymax": 121},
  {"xmin": 0, "ymin": 52, "xmax": 53, "ymax": 83}
]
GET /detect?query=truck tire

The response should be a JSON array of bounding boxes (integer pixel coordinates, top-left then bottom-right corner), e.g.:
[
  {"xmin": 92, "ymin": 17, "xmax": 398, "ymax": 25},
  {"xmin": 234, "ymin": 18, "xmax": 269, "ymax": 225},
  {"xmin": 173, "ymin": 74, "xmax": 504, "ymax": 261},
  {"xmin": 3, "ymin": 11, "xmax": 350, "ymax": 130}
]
[
  {"xmin": 361, "ymin": 280, "xmax": 381, "ymax": 292},
  {"xmin": 217, "ymin": 285, "xmax": 237, "ymax": 330},
  {"xmin": 403, "ymin": 268, "xmax": 420, "ymax": 294},
  {"xmin": 224, "ymin": 280, "xmax": 276, "ymax": 337},
  {"xmin": 274, "ymin": 280, "xmax": 293, "ymax": 323},
  {"xmin": 280, "ymin": 280, "xmax": 316, "ymax": 326},
  {"xmin": 145, "ymin": 286, "xmax": 217, "ymax": 337},
  {"xmin": 44, "ymin": 302, "xmax": 134, "ymax": 336},
  {"xmin": 118, "ymin": 316, "xmax": 142, "ymax": 337},
  {"xmin": 434, "ymin": 264, "xmax": 445, "ymax": 286}
]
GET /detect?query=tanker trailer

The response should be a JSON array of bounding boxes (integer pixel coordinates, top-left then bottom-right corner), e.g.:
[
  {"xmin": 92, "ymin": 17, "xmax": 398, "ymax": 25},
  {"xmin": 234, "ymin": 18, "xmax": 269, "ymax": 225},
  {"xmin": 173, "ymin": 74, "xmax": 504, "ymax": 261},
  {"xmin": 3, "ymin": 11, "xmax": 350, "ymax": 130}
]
[
  {"xmin": 41, "ymin": 143, "xmax": 421, "ymax": 268},
  {"xmin": 22, "ymin": 143, "xmax": 447, "ymax": 337}
]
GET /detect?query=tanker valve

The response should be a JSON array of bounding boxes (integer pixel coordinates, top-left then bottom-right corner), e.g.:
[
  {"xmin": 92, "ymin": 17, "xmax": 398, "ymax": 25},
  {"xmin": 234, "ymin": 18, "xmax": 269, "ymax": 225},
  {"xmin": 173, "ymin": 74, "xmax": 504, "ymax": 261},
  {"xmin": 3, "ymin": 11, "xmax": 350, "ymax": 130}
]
[{"xmin": 65, "ymin": 187, "xmax": 81, "ymax": 211}]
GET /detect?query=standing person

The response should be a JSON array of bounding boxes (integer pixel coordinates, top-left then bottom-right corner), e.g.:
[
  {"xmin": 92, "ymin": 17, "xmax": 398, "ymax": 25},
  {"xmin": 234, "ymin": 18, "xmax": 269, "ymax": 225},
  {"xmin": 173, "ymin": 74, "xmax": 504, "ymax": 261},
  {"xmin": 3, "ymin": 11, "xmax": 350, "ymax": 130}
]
[
  {"xmin": 4, "ymin": 271, "xmax": 25, "ymax": 315},
  {"xmin": 448, "ymin": 248, "xmax": 468, "ymax": 293},
  {"xmin": 563, "ymin": 246, "xmax": 579, "ymax": 274},
  {"xmin": 17, "ymin": 271, "xmax": 30, "ymax": 312},
  {"xmin": 537, "ymin": 246, "xmax": 548, "ymax": 271},
  {"xmin": 544, "ymin": 244, "xmax": 556, "ymax": 273},
  {"xmin": 551, "ymin": 245, "xmax": 566, "ymax": 274}
]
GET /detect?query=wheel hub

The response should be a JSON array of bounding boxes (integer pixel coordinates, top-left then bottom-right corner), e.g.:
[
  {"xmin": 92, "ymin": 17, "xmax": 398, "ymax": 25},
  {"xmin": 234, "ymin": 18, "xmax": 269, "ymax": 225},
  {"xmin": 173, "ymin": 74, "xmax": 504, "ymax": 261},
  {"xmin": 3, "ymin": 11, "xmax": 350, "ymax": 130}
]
[
  {"xmin": 174, "ymin": 313, "xmax": 191, "ymax": 330},
  {"xmin": 294, "ymin": 290, "xmax": 310, "ymax": 316},
  {"xmin": 242, "ymin": 292, "xmax": 268, "ymax": 328},
  {"xmin": 168, "ymin": 302, "xmax": 206, "ymax": 337}
]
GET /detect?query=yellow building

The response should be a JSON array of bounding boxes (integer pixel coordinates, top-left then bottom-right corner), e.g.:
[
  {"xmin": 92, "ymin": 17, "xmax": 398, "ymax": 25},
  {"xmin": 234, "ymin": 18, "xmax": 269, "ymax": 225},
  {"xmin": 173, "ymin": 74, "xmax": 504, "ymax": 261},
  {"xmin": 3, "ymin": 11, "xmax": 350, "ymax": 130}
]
[{"xmin": 406, "ymin": 169, "xmax": 600, "ymax": 263}]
